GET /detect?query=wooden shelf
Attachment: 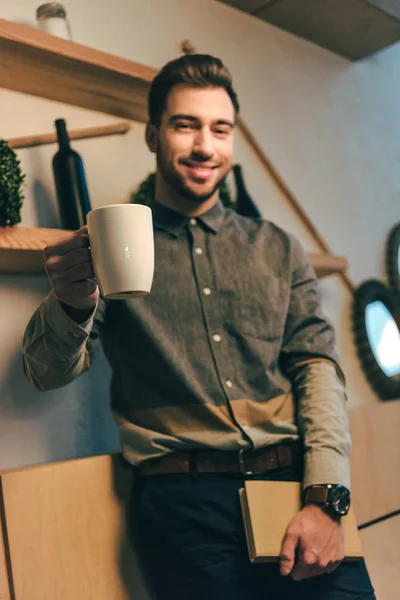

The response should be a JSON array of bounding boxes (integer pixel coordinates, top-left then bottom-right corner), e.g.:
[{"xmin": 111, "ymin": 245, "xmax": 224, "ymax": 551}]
[
  {"xmin": 0, "ymin": 227, "xmax": 70, "ymax": 274},
  {"xmin": 0, "ymin": 18, "xmax": 158, "ymax": 122},
  {"xmin": 308, "ymin": 252, "xmax": 348, "ymax": 279},
  {"xmin": 0, "ymin": 227, "xmax": 348, "ymax": 278}
]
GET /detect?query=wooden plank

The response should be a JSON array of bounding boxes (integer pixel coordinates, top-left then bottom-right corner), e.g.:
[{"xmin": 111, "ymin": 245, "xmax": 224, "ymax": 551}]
[
  {"xmin": 0, "ymin": 18, "xmax": 158, "ymax": 122},
  {"xmin": 349, "ymin": 401, "xmax": 400, "ymax": 525},
  {"xmin": 1, "ymin": 455, "xmax": 150, "ymax": 600},
  {"xmin": 360, "ymin": 515, "xmax": 400, "ymax": 600},
  {"xmin": 0, "ymin": 481, "xmax": 11, "ymax": 600},
  {"xmin": 256, "ymin": 0, "xmax": 400, "ymax": 60},
  {"xmin": 308, "ymin": 252, "xmax": 348, "ymax": 279},
  {"xmin": 0, "ymin": 225, "xmax": 348, "ymax": 278},
  {"xmin": 0, "ymin": 538, "xmax": 10, "ymax": 600},
  {"xmin": 8, "ymin": 121, "xmax": 131, "ymax": 150},
  {"xmin": 0, "ymin": 478, "xmax": 11, "ymax": 600}
]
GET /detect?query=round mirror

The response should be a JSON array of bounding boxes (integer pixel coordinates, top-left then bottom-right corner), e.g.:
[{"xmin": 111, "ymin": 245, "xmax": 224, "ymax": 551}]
[
  {"xmin": 365, "ymin": 301, "xmax": 400, "ymax": 377},
  {"xmin": 387, "ymin": 223, "xmax": 400, "ymax": 296},
  {"xmin": 353, "ymin": 280, "xmax": 400, "ymax": 400}
]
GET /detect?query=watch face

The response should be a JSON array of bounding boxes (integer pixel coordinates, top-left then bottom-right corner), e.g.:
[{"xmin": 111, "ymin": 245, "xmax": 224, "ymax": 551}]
[{"xmin": 330, "ymin": 485, "xmax": 350, "ymax": 515}]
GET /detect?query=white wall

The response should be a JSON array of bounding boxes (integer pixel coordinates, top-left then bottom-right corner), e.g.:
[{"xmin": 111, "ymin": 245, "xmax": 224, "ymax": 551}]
[{"xmin": 1, "ymin": 0, "xmax": 399, "ymax": 474}]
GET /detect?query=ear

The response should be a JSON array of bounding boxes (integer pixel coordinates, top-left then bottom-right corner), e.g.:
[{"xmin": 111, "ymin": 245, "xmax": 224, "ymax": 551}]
[{"xmin": 145, "ymin": 123, "xmax": 158, "ymax": 153}]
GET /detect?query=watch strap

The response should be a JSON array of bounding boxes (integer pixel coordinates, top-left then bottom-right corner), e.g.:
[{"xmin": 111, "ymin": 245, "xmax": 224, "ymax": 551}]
[{"xmin": 304, "ymin": 485, "xmax": 330, "ymax": 505}]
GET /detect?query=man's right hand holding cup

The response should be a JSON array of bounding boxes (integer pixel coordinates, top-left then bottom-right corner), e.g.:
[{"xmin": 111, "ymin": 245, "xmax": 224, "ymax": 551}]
[{"xmin": 44, "ymin": 226, "xmax": 99, "ymax": 322}]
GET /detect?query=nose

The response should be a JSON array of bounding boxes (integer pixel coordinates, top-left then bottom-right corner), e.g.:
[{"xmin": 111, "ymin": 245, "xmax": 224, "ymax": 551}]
[{"xmin": 192, "ymin": 126, "xmax": 215, "ymax": 157}]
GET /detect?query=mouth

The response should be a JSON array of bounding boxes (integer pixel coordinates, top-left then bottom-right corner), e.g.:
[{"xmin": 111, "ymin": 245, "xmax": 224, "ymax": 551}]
[{"xmin": 181, "ymin": 162, "xmax": 219, "ymax": 181}]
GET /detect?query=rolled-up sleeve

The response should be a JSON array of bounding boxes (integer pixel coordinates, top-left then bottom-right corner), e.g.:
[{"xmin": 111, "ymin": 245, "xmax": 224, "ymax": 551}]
[
  {"xmin": 23, "ymin": 290, "xmax": 105, "ymax": 391},
  {"xmin": 281, "ymin": 236, "xmax": 351, "ymax": 489},
  {"xmin": 287, "ymin": 359, "xmax": 351, "ymax": 490}
]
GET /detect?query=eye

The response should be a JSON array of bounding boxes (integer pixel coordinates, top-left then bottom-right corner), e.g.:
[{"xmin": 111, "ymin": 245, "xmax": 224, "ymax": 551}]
[
  {"xmin": 214, "ymin": 127, "xmax": 231, "ymax": 137},
  {"xmin": 175, "ymin": 122, "xmax": 194, "ymax": 130}
]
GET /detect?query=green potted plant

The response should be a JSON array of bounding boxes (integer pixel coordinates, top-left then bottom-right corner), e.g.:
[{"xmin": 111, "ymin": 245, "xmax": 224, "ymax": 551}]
[{"xmin": 0, "ymin": 139, "xmax": 25, "ymax": 228}]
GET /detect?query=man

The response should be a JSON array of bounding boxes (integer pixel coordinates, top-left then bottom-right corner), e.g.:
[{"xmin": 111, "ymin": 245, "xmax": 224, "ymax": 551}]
[{"xmin": 23, "ymin": 54, "xmax": 375, "ymax": 599}]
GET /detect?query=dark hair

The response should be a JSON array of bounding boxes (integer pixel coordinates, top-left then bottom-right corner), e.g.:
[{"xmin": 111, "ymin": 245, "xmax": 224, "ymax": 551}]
[{"xmin": 148, "ymin": 54, "xmax": 240, "ymax": 127}]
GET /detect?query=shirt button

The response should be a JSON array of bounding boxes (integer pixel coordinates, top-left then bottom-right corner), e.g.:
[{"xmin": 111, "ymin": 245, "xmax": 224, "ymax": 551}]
[
  {"xmin": 189, "ymin": 218, "xmax": 197, "ymax": 226},
  {"xmin": 70, "ymin": 332, "xmax": 80, "ymax": 339},
  {"xmin": 203, "ymin": 287, "xmax": 212, "ymax": 296},
  {"xmin": 212, "ymin": 334, "xmax": 222, "ymax": 343},
  {"xmin": 225, "ymin": 379, "xmax": 233, "ymax": 388},
  {"xmin": 194, "ymin": 247, "xmax": 203, "ymax": 255}
]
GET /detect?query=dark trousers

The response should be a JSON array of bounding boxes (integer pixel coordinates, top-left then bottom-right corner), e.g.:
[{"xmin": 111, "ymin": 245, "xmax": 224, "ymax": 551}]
[{"xmin": 134, "ymin": 465, "xmax": 376, "ymax": 600}]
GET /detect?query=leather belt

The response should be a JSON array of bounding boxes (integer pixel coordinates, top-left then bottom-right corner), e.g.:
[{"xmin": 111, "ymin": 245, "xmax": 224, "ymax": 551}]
[{"xmin": 136, "ymin": 442, "xmax": 300, "ymax": 477}]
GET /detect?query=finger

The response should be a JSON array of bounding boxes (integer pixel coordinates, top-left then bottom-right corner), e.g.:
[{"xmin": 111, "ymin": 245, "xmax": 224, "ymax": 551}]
[
  {"xmin": 54, "ymin": 279, "xmax": 98, "ymax": 301},
  {"xmin": 317, "ymin": 554, "xmax": 330, "ymax": 571},
  {"xmin": 70, "ymin": 280, "xmax": 98, "ymax": 298},
  {"xmin": 44, "ymin": 231, "xmax": 89, "ymax": 259},
  {"xmin": 324, "ymin": 559, "xmax": 342, "ymax": 575},
  {"xmin": 290, "ymin": 548, "xmax": 318, "ymax": 582},
  {"xmin": 46, "ymin": 247, "xmax": 92, "ymax": 274},
  {"xmin": 291, "ymin": 564, "xmax": 321, "ymax": 582},
  {"xmin": 64, "ymin": 247, "xmax": 93, "ymax": 270},
  {"xmin": 75, "ymin": 226, "xmax": 90, "ymax": 241},
  {"xmin": 280, "ymin": 532, "xmax": 298, "ymax": 576},
  {"xmin": 62, "ymin": 261, "xmax": 95, "ymax": 285},
  {"xmin": 45, "ymin": 256, "xmax": 94, "ymax": 288},
  {"xmin": 75, "ymin": 226, "xmax": 88, "ymax": 235}
]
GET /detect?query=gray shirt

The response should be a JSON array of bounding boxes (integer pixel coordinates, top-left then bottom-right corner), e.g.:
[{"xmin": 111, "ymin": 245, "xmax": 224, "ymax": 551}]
[{"xmin": 23, "ymin": 200, "xmax": 351, "ymax": 489}]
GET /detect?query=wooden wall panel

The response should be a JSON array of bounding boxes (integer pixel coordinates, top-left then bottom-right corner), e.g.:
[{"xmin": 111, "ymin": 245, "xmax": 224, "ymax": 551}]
[
  {"xmin": 360, "ymin": 515, "xmax": 400, "ymax": 600},
  {"xmin": 349, "ymin": 401, "xmax": 400, "ymax": 525},
  {"xmin": 1, "ymin": 403, "xmax": 399, "ymax": 599},
  {"xmin": 1, "ymin": 455, "xmax": 150, "ymax": 600}
]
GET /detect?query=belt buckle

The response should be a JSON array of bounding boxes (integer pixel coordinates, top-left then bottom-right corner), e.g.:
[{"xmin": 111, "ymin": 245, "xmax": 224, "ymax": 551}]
[{"xmin": 238, "ymin": 448, "xmax": 263, "ymax": 476}]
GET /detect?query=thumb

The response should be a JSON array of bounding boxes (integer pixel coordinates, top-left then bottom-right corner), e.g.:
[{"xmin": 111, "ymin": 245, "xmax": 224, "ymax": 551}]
[
  {"xmin": 74, "ymin": 226, "xmax": 88, "ymax": 235},
  {"xmin": 280, "ymin": 531, "xmax": 298, "ymax": 576}
]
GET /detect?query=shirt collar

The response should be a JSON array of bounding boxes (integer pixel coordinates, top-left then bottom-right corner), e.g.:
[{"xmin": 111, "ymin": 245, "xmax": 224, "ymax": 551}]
[{"xmin": 151, "ymin": 198, "xmax": 226, "ymax": 236}]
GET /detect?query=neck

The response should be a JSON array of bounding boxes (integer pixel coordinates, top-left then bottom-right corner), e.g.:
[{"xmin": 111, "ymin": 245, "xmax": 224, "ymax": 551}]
[{"xmin": 154, "ymin": 171, "xmax": 219, "ymax": 216}]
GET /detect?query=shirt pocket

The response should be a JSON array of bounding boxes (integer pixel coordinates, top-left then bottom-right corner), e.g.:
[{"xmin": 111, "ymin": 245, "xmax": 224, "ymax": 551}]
[{"xmin": 230, "ymin": 275, "xmax": 288, "ymax": 342}]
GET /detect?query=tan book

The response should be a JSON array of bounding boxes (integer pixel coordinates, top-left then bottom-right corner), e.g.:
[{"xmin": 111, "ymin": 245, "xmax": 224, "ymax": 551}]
[{"xmin": 239, "ymin": 480, "xmax": 364, "ymax": 563}]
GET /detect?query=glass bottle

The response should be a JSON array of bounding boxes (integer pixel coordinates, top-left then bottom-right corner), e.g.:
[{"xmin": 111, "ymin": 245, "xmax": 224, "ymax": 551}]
[
  {"xmin": 233, "ymin": 164, "xmax": 262, "ymax": 218},
  {"xmin": 36, "ymin": 3, "xmax": 72, "ymax": 40},
  {"xmin": 52, "ymin": 119, "xmax": 91, "ymax": 230}
]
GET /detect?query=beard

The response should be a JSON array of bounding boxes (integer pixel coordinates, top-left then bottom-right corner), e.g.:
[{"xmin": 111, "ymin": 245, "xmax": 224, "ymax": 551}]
[{"xmin": 156, "ymin": 149, "xmax": 229, "ymax": 203}]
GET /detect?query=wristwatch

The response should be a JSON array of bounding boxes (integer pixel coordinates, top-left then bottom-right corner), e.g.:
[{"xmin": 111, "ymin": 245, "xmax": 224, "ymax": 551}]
[{"xmin": 303, "ymin": 484, "xmax": 351, "ymax": 517}]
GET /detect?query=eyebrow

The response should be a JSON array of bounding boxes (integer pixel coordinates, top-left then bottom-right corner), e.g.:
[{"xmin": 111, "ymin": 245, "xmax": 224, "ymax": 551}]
[{"xmin": 168, "ymin": 114, "xmax": 235, "ymax": 129}]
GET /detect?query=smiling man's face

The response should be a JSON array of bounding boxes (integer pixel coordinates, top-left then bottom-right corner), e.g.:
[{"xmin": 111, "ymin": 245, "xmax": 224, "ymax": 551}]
[{"xmin": 146, "ymin": 84, "xmax": 235, "ymax": 209}]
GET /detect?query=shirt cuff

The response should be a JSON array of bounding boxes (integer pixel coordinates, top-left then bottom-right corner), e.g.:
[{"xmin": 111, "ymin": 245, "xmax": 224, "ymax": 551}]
[
  {"xmin": 286, "ymin": 356, "xmax": 346, "ymax": 385},
  {"xmin": 303, "ymin": 449, "xmax": 351, "ymax": 491},
  {"xmin": 42, "ymin": 290, "xmax": 95, "ymax": 350}
]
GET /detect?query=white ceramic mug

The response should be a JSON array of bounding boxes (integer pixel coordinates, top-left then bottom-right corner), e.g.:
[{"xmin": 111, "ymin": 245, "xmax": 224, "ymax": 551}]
[{"xmin": 87, "ymin": 204, "xmax": 154, "ymax": 299}]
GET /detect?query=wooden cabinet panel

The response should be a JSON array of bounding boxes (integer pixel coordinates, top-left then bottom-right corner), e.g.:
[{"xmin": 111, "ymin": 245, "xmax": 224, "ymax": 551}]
[
  {"xmin": 1, "ymin": 456, "xmax": 150, "ymax": 600},
  {"xmin": 349, "ymin": 401, "xmax": 400, "ymax": 525}
]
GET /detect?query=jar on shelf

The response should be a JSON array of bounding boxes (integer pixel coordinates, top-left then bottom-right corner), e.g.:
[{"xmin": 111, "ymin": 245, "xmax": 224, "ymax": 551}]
[{"xmin": 36, "ymin": 3, "xmax": 72, "ymax": 41}]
